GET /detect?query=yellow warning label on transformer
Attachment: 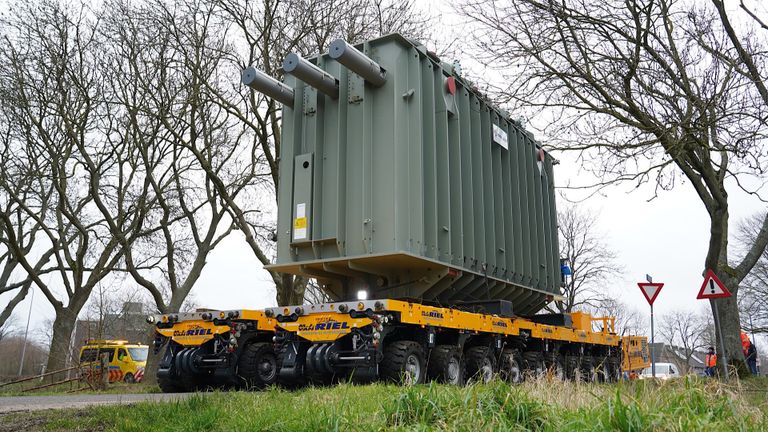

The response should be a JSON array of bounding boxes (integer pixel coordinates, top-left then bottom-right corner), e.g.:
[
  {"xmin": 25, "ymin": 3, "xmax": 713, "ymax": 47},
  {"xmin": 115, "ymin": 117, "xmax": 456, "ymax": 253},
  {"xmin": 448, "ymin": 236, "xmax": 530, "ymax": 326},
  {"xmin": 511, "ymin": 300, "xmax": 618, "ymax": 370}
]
[{"xmin": 294, "ymin": 217, "xmax": 307, "ymax": 229}]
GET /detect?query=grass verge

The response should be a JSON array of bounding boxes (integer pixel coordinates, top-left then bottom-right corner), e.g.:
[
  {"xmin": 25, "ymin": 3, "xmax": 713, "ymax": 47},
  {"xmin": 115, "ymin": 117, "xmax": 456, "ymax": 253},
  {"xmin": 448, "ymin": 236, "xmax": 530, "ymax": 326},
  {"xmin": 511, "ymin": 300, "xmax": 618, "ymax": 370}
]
[{"xmin": 1, "ymin": 377, "xmax": 766, "ymax": 431}]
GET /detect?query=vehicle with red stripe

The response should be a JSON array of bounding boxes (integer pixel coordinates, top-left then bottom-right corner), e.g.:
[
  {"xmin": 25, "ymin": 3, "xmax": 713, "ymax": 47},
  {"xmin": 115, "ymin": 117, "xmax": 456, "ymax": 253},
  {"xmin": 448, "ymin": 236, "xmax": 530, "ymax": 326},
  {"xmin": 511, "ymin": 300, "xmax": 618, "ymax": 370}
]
[{"xmin": 79, "ymin": 340, "xmax": 148, "ymax": 383}]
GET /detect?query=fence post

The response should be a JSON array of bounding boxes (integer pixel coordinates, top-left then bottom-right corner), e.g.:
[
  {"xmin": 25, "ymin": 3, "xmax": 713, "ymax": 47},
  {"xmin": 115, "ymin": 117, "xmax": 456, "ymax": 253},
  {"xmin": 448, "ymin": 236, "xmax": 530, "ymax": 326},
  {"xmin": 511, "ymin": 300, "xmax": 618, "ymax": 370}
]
[{"xmin": 100, "ymin": 353, "xmax": 110, "ymax": 390}]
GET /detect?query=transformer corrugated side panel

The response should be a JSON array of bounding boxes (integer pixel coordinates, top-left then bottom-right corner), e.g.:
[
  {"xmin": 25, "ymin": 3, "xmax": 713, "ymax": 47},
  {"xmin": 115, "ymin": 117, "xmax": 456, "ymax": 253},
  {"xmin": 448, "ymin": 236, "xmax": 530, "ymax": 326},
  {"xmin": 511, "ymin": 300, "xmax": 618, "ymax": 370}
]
[
  {"xmin": 470, "ymin": 95, "xmax": 485, "ymax": 269},
  {"xmin": 458, "ymin": 89, "xmax": 475, "ymax": 267},
  {"xmin": 407, "ymin": 47, "xmax": 425, "ymax": 258},
  {"xmin": 370, "ymin": 46, "xmax": 396, "ymax": 257},
  {"xmin": 491, "ymin": 112, "xmax": 507, "ymax": 278},
  {"xmin": 434, "ymin": 65, "xmax": 452, "ymax": 264},
  {"xmin": 447, "ymin": 86, "xmax": 463, "ymax": 267},
  {"xmin": 421, "ymin": 57, "xmax": 437, "ymax": 260},
  {"xmin": 270, "ymin": 34, "xmax": 561, "ymax": 311},
  {"xmin": 500, "ymin": 119, "xmax": 515, "ymax": 284}
]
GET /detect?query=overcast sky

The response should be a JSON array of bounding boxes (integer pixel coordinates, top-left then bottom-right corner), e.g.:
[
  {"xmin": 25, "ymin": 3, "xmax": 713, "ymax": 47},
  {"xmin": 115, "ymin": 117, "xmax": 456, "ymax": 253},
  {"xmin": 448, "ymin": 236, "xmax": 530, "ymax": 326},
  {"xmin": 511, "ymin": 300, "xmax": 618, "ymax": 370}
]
[{"xmin": 3, "ymin": 0, "xmax": 766, "ymax": 347}]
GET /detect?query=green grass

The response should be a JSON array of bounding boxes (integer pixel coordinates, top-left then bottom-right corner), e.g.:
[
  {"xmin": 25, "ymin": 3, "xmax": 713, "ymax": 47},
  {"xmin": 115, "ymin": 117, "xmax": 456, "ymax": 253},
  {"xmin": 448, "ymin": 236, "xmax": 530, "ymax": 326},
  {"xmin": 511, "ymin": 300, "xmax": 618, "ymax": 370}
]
[{"xmin": 3, "ymin": 377, "xmax": 767, "ymax": 431}]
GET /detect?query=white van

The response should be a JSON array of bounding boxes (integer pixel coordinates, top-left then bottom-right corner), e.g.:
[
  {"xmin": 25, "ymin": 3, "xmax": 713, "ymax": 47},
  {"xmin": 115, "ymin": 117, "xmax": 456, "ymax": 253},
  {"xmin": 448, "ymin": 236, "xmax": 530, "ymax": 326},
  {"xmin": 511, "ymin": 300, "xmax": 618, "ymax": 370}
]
[{"xmin": 639, "ymin": 362, "xmax": 681, "ymax": 380}]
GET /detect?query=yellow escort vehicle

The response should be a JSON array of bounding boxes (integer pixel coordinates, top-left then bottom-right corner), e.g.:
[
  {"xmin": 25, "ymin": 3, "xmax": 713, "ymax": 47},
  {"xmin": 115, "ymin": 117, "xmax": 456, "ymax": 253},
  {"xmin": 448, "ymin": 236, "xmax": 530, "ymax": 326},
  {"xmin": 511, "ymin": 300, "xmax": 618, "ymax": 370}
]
[{"xmin": 79, "ymin": 340, "xmax": 148, "ymax": 383}]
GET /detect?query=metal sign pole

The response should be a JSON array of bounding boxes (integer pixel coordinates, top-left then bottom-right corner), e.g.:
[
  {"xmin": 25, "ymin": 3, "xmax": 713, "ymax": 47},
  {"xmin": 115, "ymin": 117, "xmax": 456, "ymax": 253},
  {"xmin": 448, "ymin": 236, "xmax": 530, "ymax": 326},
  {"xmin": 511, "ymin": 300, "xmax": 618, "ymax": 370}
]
[
  {"xmin": 713, "ymin": 300, "xmax": 728, "ymax": 380},
  {"xmin": 650, "ymin": 303, "xmax": 655, "ymax": 378},
  {"xmin": 18, "ymin": 287, "xmax": 34, "ymax": 377}
]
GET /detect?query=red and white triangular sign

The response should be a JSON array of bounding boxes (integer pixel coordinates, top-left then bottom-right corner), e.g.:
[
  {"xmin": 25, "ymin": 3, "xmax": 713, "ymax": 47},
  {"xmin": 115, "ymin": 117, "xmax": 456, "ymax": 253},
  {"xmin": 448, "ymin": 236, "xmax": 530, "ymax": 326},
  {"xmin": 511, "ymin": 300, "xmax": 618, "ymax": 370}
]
[
  {"xmin": 697, "ymin": 269, "xmax": 732, "ymax": 299},
  {"xmin": 638, "ymin": 282, "xmax": 664, "ymax": 306}
]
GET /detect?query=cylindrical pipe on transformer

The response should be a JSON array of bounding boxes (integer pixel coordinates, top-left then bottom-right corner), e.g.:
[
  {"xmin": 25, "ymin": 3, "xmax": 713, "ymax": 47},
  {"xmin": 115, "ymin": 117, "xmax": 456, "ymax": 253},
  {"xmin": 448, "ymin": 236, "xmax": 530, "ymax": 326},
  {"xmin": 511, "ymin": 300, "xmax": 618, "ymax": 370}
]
[
  {"xmin": 283, "ymin": 53, "xmax": 339, "ymax": 99},
  {"xmin": 328, "ymin": 39, "xmax": 387, "ymax": 87},
  {"xmin": 241, "ymin": 67, "xmax": 295, "ymax": 108}
]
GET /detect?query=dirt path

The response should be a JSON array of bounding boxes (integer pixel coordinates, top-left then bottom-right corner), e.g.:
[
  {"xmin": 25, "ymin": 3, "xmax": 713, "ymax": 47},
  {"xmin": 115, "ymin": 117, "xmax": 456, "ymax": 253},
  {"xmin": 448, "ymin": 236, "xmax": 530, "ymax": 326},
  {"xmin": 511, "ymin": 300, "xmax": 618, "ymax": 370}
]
[{"xmin": 0, "ymin": 392, "xmax": 192, "ymax": 414}]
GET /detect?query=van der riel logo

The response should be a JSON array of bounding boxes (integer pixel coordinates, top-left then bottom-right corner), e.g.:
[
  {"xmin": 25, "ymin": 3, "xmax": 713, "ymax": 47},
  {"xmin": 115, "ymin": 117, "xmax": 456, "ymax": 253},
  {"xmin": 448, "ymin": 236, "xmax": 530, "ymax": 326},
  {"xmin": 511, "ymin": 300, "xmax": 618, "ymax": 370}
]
[
  {"xmin": 492, "ymin": 320, "xmax": 508, "ymax": 328},
  {"xmin": 174, "ymin": 325, "xmax": 213, "ymax": 337},
  {"xmin": 421, "ymin": 310, "xmax": 444, "ymax": 319},
  {"xmin": 298, "ymin": 321, "xmax": 350, "ymax": 332}
]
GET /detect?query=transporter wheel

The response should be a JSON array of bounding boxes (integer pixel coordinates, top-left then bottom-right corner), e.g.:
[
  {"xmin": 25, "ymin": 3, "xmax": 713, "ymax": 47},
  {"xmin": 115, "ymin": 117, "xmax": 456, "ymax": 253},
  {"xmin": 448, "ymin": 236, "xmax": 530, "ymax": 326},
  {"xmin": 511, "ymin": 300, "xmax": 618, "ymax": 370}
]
[
  {"xmin": 565, "ymin": 356, "xmax": 581, "ymax": 381},
  {"xmin": 523, "ymin": 352, "xmax": 546, "ymax": 380},
  {"xmin": 158, "ymin": 372, "xmax": 187, "ymax": 393},
  {"xmin": 593, "ymin": 357, "xmax": 609, "ymax": 383},
  {"xmin": 238, "ymin": 342, "xmax": 279, "ymax": 389},
  {"xmin": 428, "ymin": 345, "xmax": 464, "ymax": 385},
  {"xmin": 380, "ymin": 340, "xmax": 426, "ymax": 385},
  {"xmin": 546, "ymin": 355, "xmax": 566, "ymax": 381},
  {"xmin": 498, "ymin": 349, "xmax": 523, "ymax": 384},
  {"xmin": 124, "ymin": 373, "xmax": 135, "ymax": 384},
  {"xmin": 607, "ymin": 357, "xmax": 622, "ymax": 383},
  {"xmin": 580, "ymin": 356, "xmax": 598, "ymax": 383},
  {"xmin": 465, "ymin": 346, "xmax": 496, "ymax": 384}
]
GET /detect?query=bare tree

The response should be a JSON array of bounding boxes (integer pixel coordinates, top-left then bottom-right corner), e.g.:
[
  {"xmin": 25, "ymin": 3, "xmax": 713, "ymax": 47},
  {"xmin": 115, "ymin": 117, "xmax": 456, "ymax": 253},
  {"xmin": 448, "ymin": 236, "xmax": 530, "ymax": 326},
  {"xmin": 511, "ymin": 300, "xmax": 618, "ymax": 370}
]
[
  {"xmin": 659, "ymin": 309, "xmax": 709, "ymax": 374},
  {"xmin": 97, "ymin": 0, "xmax": 245, "ymax": 316},
  {"xmin": 0, "ymin": 116, "xmax": 59, "ymax": 329},
  {"xmin": 737, "ymin": 212, "xmax": 768, "ymax": 334},
  {"xmin": 589, "ymin": 297, "xmax": 644, "ymax": 336},
  {"xmin": 549, "ymin": 203, "xmax": 621, "ymax": 314},
  {"xmin": 303, "ymin": 280, "xmax": 333, "ymax": 305},
  {"xmin": 461, "ymin": 0, "xmax": 768, "ymax": 375},
  {"xmin": 0, "ymin": 0, "xmax": 155, "ymax": 373},
  {"xmin": 0, "ymin": 313, "xmax": 16, "ymax": 343}
]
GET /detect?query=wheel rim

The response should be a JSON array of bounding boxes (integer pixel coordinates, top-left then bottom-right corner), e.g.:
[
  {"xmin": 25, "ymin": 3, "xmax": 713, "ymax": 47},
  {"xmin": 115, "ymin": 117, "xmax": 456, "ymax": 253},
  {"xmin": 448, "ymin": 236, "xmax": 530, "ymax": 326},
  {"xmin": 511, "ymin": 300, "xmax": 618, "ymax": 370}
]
[
  {"xmin": 405, "ymin": 354, "xmax": 421, "ymax": 384},
  {"xmin": 446, "ymin": 357, "xmax": 461, "ymax": 384},
  {"xmin": 258, "ymin": 354, "xmax": 277, "ymax": 382},
  {"xmin": 507, "ymin": 358, "xmax": 521, "ymax": 383}
]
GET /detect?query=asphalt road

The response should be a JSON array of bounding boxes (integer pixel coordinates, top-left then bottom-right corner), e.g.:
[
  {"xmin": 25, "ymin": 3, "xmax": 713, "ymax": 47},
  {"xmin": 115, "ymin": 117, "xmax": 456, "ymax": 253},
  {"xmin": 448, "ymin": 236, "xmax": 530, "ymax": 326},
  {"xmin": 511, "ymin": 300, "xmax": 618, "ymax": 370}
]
[{"xmin": 0, "ymin": 393, "xmax": 193, "ymax": 413}]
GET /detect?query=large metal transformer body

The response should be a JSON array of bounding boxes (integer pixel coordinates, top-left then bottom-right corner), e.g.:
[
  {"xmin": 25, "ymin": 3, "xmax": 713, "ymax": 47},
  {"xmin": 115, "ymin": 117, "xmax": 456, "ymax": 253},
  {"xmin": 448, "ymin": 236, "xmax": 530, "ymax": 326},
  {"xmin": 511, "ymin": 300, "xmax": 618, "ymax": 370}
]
[{"xmin": 257, "ymin": 34, "xmax": 560, "ymax": 315}]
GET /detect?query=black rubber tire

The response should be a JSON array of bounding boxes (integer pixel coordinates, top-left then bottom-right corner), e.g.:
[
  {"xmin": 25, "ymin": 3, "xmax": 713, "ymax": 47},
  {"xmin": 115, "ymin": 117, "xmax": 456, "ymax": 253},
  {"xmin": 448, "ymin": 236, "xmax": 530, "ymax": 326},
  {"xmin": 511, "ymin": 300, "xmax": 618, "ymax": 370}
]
[
  {"xmin": 580, "ymin": 356, "xmax": 597, "ymax": 383},
  {"xmin": 158, "ymin": 372, "xmax": 186, "ymax": 393},
  {"xmin": 607, "ymin": 357, "xmax": 622, "ymax": 382},
  {"xmin": 523, "ymin": 351, "xmax": 546, "ymax": 380},
  {"xmin": 593, "ymin": 356, "xmax": 609, "ymax": 383},
  {"xmin": 123, "ymin": 373, "xmax": 135, "ymax": 384},
  {"xmin": 428, "ymin": 345, "xmax": 464, "ymax": 385},
  {"xmin": 238, "ymin": 342, "xmax": 279, "ymax": 389},
  {"xmin": 380, "ymin": 341, "xmax": 426, "ymax": 385},
  {"xmin": 565, "ymin": 356, "xmax": 581, "ymax": 381},
  {"xmin": 498, "ymin": 349, "xmax": 524, "ymax": 384},
  {"xmin": 465, "ymin": 346, "xmax": 496, "ymax": 383},
  {"xmin": 545, "ymin": 354, "xmax": 566, "ymax": 381}
]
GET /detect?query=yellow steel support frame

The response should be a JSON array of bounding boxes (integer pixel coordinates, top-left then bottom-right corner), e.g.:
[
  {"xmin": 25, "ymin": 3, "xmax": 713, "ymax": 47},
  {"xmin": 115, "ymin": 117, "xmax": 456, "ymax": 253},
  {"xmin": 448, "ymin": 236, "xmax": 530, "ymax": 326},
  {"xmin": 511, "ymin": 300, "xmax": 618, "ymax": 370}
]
[
  {"xmin": 273, "ymin": 299, "xmax": 620, "ymax": 346},
  {"xmin": 154, "ymin": 302, "xmax": 649, "ymax": 371},
  {"xmin": 155, "ymin": 310, "xmax": 276, "ymax": 346}
]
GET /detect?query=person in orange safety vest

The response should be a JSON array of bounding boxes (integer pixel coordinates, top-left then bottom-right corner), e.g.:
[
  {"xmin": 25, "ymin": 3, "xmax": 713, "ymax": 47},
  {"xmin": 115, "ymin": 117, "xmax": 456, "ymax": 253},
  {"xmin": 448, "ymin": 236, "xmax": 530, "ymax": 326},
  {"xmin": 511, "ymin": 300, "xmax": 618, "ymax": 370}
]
[
  {"xmin": 741, "ymin": 331, "xmax": 751, "ymax": 356},
  {"xmin": 705, "ymin": 346, "xmax": 717, "ymax": 377}
]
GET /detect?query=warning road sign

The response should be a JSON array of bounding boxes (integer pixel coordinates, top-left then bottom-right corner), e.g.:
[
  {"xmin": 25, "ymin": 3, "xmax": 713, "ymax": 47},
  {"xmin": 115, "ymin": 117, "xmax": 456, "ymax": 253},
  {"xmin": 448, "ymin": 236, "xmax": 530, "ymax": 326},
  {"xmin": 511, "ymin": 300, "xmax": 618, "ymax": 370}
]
[
  {"xmin": 638, "ymin": 282, "xmax": 664, "ymax": 306},
  {"xmin": 696, "ymin": 269, "xmax": 732, "ymax": 299}
]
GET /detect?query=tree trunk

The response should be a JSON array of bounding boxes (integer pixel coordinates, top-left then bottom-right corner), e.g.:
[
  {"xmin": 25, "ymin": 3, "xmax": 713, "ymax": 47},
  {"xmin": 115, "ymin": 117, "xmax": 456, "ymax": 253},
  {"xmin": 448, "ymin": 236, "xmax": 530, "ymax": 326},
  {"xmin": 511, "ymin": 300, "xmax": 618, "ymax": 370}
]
[
  {"xmin": 142, "ymin": 325, "xmax": 162, "ymax": 386},
  {"xmin": 705, "ymin": 204, "xmax": 749, "ymax": 377},
  {"xmin": 710, "ymin": 281, "xmax": 749, "ymax": 376},
  {"xmin": 276, "ymin": 274, "xmax": 307, "ymax": 306},
  {"xmin": 46, "ymin": 309, "xmax": 77, "ymax": 377}
]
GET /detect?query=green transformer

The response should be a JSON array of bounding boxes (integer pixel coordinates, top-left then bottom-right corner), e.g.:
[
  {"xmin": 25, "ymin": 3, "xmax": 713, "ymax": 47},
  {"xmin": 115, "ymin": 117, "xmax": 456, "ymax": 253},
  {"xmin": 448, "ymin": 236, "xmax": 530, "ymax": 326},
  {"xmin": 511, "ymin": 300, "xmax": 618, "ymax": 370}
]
[{"xmin": 246, "ymin": 34, "xmax": 560, "ymax": 315}]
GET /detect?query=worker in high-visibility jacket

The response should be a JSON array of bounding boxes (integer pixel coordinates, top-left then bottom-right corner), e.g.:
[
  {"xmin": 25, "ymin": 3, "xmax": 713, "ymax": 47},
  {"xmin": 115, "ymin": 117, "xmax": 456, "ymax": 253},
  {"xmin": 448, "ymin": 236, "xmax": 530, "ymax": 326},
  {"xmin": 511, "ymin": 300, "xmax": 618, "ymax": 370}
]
[
  {"xmin": 741, "ymin": 331, "xmax": 751, "ymax": 355},
  {"xmin": 705, "ymin": 346, "xmax": 717, "ymax": 377}
]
